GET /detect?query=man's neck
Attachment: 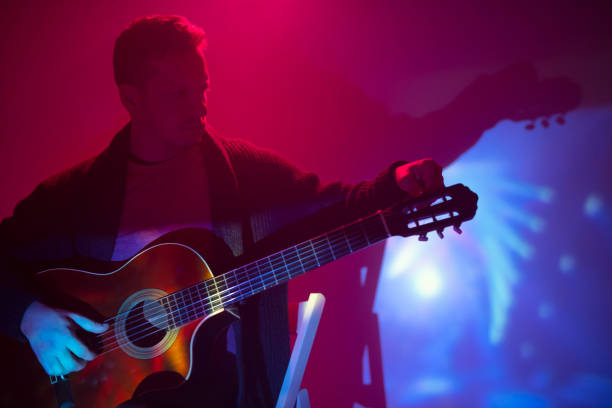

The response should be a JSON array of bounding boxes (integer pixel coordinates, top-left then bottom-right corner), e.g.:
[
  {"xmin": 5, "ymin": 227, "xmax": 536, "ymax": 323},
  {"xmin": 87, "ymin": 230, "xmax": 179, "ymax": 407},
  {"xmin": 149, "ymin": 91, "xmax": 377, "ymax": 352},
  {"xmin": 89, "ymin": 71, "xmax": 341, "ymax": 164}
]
[{"xmin": 129, "ymin": 122, "xmax": 195, "ymax": 163}]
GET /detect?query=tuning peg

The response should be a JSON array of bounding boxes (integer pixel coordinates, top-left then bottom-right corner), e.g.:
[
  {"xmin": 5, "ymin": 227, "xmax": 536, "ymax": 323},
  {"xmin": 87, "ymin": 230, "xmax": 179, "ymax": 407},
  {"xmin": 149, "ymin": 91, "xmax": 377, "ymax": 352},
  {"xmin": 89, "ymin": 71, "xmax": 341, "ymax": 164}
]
[
  {"xmin": 541, "ymin": 118, "xmax": 550, "ymax": 128},
  {"xmin": 418, "ymin": 234, "xmax": 428, "ymax": 242},
  {"xmin": 437, "ymin": 230, "xmax": 444, "ymax": 239},
  {"xmin": 555, "ymin": 115, "xmax": 566, "ymax": 125},
  {"xmin": 525, "ymin": 121, "xmax": 535, "ymax": 131},
  {"xmin": 453, "ymin": 225, "xmax": 463, "ymax": 235}
]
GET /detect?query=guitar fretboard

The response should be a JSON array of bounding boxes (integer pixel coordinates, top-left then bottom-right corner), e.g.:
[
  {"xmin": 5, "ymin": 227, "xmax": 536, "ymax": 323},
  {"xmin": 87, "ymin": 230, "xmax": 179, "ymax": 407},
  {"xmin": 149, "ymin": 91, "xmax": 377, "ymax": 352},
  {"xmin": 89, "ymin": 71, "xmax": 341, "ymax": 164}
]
[{"xmin": 159, "ymin": 212, "xmax": 390, "ymax": 329}]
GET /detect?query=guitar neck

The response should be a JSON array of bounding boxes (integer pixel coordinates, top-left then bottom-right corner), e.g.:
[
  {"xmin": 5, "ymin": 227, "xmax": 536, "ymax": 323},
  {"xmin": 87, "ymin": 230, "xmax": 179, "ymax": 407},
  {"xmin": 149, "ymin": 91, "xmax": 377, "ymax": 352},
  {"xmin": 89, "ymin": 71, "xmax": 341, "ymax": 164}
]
[
  {"xmin": 155, "ymin": 183, "xmax": 477, "ymax": 330},
  {"xmin": 160, "ymin": 212, "xmax": 390, "ymax": 328}
]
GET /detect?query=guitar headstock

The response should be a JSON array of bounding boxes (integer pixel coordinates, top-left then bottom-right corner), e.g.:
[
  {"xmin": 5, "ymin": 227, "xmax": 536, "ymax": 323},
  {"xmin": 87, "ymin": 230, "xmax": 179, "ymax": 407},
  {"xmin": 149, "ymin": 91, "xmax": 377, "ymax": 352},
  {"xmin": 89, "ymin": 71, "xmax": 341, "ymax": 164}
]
[{"xmin": 382, "ymin": 184, "xmax": 478, "ymax": 241}]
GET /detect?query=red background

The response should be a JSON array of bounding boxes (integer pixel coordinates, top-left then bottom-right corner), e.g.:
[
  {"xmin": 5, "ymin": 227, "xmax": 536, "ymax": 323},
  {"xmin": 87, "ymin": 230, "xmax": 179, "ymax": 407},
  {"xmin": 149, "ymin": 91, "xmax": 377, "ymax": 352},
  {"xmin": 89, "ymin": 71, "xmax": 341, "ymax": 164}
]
[{"xmin": 1, "ymin": 2, "xmax": 610, "ymax": 406}]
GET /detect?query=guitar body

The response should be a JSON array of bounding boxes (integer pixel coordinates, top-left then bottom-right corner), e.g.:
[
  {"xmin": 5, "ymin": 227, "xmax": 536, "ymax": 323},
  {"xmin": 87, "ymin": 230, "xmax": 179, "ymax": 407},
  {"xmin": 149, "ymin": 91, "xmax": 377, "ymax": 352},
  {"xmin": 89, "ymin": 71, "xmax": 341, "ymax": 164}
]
[{"xmin": 36, "ymin": 241, "xmax": 235, "ymax": 408}]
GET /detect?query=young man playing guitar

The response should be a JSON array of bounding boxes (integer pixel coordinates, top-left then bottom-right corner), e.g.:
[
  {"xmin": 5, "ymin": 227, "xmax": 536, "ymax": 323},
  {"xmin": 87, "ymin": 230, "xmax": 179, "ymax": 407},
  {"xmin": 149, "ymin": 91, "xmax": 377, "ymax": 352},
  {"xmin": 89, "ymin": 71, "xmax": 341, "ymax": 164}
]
[
  {"xmin": 0, "ymin": 14, "xmax": 578, "ymax": 408},
  {"xmin": 1, "ymin": 15, "xmax": 443, "ymax": 407}
]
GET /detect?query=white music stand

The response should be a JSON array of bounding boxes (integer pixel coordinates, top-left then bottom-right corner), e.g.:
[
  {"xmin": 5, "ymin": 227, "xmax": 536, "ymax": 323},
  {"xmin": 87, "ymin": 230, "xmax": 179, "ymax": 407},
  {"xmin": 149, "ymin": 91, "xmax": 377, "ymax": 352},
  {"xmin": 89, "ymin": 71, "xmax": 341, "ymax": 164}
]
[{"xmin": 276, "ymin": 293, "xmax": 326, "ymax": 408}]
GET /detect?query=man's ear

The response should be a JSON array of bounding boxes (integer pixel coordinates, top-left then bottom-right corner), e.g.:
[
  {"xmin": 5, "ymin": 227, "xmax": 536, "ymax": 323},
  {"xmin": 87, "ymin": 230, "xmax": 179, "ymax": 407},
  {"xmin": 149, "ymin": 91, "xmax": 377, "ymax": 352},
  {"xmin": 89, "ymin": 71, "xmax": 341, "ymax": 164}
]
[{"xmin": 118, "ymin": 84, "xmax": 140, "ymax": 115}]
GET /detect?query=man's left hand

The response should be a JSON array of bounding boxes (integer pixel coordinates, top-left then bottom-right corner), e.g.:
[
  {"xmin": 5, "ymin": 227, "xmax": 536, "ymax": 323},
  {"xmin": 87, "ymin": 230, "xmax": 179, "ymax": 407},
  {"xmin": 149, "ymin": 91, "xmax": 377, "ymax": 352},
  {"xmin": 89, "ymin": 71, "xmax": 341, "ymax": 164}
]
[{"xmin": 395, "ymin": 159, "xmax": 444, "ymax": 197}]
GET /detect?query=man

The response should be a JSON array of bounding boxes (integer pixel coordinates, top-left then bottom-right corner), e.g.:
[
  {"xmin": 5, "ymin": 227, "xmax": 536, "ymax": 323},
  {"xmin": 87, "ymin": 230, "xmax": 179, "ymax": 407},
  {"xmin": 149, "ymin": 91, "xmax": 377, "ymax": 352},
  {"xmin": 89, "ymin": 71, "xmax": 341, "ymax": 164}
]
[{"xmin": 2, "ymin": 15, "xmax": 443, "ymax": 407}]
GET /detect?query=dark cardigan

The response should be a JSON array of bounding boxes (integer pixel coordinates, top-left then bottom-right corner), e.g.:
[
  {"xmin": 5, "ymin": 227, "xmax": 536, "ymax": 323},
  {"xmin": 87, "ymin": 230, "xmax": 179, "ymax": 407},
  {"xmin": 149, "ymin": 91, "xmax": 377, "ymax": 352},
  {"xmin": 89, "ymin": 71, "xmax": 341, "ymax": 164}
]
[{"xmin": 0, "ymin": 123, "xmax": 408, "ymax": 406}]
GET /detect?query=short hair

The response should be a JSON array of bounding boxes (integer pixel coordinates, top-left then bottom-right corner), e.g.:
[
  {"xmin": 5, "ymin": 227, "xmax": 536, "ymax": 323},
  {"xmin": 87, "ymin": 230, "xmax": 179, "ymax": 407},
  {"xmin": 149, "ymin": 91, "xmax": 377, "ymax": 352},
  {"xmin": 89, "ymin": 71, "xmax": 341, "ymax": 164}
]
[{"xmin": 113, "ymin": 15, "xmax": 207, "ymax": 87}]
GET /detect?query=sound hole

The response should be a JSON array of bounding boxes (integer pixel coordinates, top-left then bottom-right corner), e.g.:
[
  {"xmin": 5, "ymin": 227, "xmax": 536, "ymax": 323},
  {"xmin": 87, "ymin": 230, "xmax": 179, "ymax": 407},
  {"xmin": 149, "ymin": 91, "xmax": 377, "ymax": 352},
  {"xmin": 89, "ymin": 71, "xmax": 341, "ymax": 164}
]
[{"xmin": 126, "ymin": 301, "xmax": 166, "ymax": 347}]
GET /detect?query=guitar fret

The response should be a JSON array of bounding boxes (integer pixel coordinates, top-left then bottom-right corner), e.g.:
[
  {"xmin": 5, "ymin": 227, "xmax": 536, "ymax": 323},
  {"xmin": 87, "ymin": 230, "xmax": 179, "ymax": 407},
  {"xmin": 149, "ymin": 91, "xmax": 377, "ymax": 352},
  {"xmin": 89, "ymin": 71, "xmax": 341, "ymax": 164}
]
[
  {"xmin": 181, "ymin": 290, "xmax": 190, "ymax": 323},
  {"xmin": 308, "ymin": 240, "xmax": 320, "ymax": 267},
  {"xmin": 160, "ymin": 297, "xmax": 175, "ymax": 329},
  {"xmin": 175, "ymin": 292, "xmax": 185, "ymax": 325},
  {"xmin": 254, "ymin": 260, "xmax": 270, "ymax": 287},
  {"xmin": 241, "ymin": 265, "xmax": 255, "ymax": 296},
  {"xmin": 170, "ymin": 293, "xmax": 181, "ymax": 326},
  {"xmin": 184, "ymin": 288, "xmax": 194, "ymax": 321},
  {"xmin": 221, "ymin": 273, "xmax": 233, "ymax": 303},
  {"xmin": 378, "ymin": 211, "xmax": 391, "ymax": 237},
  {"xmin": 329, "ymin": 230, "xmax": 350, "ymax": 258},
  {"xmin": 292, "ymin": 246, "xmax": 304, "ymax": 276},
  {"xmin": 228, "ymin": 268, "xmax": 241, "ymax": 303},
  {"xmin": 226, "ymin": 271, "xmax": 241, "ymax": 304},
  {"xmin": 191, "ymin": 286, "xmax": 199, "ymax": 318},
  {"xmin": 296, "ymin": 242, "xmax": 316, "ymax": 271},
  {"xmin": 192, "ymin": 286, "xmax": 201, "ymax": 317},
  {"xmin": 194, "ymin": 285, "xmax": 203, "ymax": 318},
  {"xmin": 275, "ymin": 251, "xmax": 286, "ymax": 280},
  {"xmin": 208, "ymin": 278, "xmax": 223, "ymax": 312},
  {"xmin": 248, "ymin": 262, "xmax": 262, "ymax": 291},
  {"xmin": 263, "ymin": 265, "xmax": 278, "ymax": 285},
  {"xmin": 360, "ymin": 222, "xmax": 371, "ymax": 245},
  {"xmin": 266, "ymin": 257, "xmax": 275, "ymax": 287},
  {"xmin": 218, "ymin": 274, "xmax": 227, "ymax": 295},
  {"xmin": 255, "ymin": 259, "xmax": 271, "ymax": 289},
  {"xmin": 313, "ymin": 236, "xmax": 333, "ymax": 265},
  {"xmin": 268, "ymin": 253, "xmax": 282, "ymax": 284},
  {"xmin": 255, "ymin": 261, "xmax": 266, "ymax": 290},
  {"xmin": 305, "ymin": 243, "xmax": 318, "ymax": 268},
  {"xmin": 231, "ymin": 271, "xmax": 241, "ymax": 294},
  {"xmin": 271, "ymin": 259, "xmax": 279, "ymax": 285},
  {"xmin": 190, "ymin": 285, "xmax": 202, "ymax": 318},
  {"xmin": 280, "ymin": 249, "xmax": 291, "ymax": 278},
  {"xmin": 325, "ymin": 235, "xmax": 336, "ymax": 260},
  {"xmin": 202, "ymin": 281, "xmax": 212, "ymax": 313},
  {"xmin": 283, "ymin": 247, "xmax": 299, "ymax": 278},
  {"xmin": 343, "ymin": 228, "xmax": 353, "ymax": 253},
  {"xmin": 221, "ymin": 274, "xmax": 230, "ymax": 304},
  {"xmin": 235, "ymin": 271, "xmax": 245, "ymax": 298},
  {"xmin": 346, "ymin": 224, "xmax": 368, "ymax": 251}
]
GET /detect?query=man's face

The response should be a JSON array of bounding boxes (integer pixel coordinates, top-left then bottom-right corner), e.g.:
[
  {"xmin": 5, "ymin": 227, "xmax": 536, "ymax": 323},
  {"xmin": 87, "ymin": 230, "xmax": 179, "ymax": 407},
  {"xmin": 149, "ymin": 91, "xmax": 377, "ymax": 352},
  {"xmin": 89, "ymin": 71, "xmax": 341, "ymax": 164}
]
[{"xmin": 135, "ymin": 48, "xmax": 209, "ymax": 149}]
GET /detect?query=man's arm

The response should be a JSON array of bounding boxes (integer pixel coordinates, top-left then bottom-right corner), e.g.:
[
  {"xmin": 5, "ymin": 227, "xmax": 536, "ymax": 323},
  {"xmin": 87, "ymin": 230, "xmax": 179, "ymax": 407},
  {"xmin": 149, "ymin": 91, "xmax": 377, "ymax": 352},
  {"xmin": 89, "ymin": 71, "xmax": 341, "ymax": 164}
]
[{"xmin": 223, "ymin": 137, "xmax": 443, "ymax": 246}]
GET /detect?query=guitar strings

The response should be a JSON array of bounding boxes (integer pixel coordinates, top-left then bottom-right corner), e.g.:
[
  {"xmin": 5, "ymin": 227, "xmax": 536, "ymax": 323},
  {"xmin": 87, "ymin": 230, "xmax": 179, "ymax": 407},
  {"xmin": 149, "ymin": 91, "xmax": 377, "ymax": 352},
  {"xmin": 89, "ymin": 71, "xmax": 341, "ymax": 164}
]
[
  {"xmin": 95, "ymin": 215, "xmax": 393, "ymax": 352},
  {"xmin": 98, "ymin": 199, "xmax": 458, "ymax": 354},
  {"xmin": 95, "ymin": 214, "xmax": 383, "ymax": 346},
  {"xmin": 102, "ymin": 210, "xmax": 459, "ymax": 354},
  {"xmin": 95, "ymin": 219, "xmax": 385, "ymax": 354},
  {"xmin": 97, "ymin": 212, "xmax": 380, "ymax": 328},
  {"xmin": 96, "ymin": 238, "xmax": 336, "ymax": 354},
  {"xmin": 96, "ymin": 228, "xmax": 340, "ymax": 340},
  {"xmin": 95, "ymin": 226, "xmax": 368, "ymax": 352},
  {"xmin": 97, "ymin": 212, "xmax": 420, "ymax": 354},
  {"xmin": 98, "ymin": 207, "xmax": 454, "ymax": 356}
]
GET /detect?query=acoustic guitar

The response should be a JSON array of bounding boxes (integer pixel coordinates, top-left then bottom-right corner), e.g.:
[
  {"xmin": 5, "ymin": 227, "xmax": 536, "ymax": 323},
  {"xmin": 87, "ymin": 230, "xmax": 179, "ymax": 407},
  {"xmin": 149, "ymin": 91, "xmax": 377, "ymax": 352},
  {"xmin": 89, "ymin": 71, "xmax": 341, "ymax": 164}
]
[{"xmin": 32, "ymin": 183, "xmax": 477, "ymax": 407}]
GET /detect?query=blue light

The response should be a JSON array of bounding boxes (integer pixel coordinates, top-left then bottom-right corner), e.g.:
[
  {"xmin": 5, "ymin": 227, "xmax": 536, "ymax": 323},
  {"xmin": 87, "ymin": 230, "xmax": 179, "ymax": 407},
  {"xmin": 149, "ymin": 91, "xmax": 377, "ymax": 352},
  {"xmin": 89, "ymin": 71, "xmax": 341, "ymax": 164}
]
[
  {"xmin": 374, "ymin": 107, "xmax": 612, "ymax": 407},
  {"xmin": 537, "ymin": 302, "xmax": 554, "ymax": 320},
  {"xmin": 412, "ymin": 265, "xmax": 443, "ymax": 298},
  {"xmin": 558, "ymin": 254, "xmax": 576, "ymax": 274},
  {"xmin": 584, "ymin": 193, "xmax": 604, "ymax": 217}
]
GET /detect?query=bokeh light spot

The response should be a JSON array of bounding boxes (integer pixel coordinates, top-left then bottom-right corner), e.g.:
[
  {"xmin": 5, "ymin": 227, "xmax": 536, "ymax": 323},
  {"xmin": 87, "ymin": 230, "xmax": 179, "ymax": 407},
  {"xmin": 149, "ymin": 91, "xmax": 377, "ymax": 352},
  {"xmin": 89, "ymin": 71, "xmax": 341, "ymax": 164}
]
[
  {"xmin": 538, "ymin": 302, "xmax": 554, "ymax": 320},
  {"xmin": 413, "ymin": 265, "xmax": 443, "ymax": 298},
  {"xmin": 559, "ymin": 254, "xmax": 576, "ymax": 274},
  {"xmin": 521, "ymin": 342, "xmax": 535, "ymax": 360},
  {"xmin": 584, "ymin": 193, "xmax": 603, "ymax": 217}
]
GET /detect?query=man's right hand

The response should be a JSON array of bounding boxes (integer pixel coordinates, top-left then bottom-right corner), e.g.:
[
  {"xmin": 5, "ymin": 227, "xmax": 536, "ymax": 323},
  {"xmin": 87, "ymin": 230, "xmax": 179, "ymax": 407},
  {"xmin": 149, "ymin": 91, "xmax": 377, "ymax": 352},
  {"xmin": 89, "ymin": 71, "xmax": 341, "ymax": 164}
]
[{"xmin": 20, "ymin": 301, "xmax": 108, "ymax": 376}]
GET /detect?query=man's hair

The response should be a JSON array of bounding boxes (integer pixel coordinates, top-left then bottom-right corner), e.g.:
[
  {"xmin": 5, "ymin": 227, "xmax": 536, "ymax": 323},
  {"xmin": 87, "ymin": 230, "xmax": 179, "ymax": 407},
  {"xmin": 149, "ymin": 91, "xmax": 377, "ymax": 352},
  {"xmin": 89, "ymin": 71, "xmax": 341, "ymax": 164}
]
[{"xmin": 113, "ymin": 15, "xmax": 207, "ymax": 87}]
